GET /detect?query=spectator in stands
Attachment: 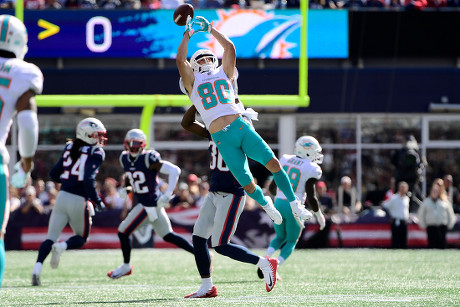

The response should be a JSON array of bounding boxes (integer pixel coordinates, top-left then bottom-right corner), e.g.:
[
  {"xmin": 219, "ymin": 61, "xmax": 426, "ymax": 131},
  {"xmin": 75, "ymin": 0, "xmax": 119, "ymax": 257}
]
[
  {"xmin": 204, "ymin": 0, "xmax": 223, "ymax": 7},
  {"xmin": 447, "ymin": 0, "xmax": 460, "ymax": 6},
  {"xmin": 432, "ymin": 177, "xmax": 450, "ymax": 208},
  {"xmin": 443, "ymin": 174, "xmax": 460, "ymax": 214},
  {"xmin": 365, "ymin": 0, "xmax": 384, "ymax": 6},
  {"xmin": 187, "ymin": 173, "xmax": 200, "ymax": 201},
  {"xmin": 0, "ymin": 0, "xmax": 15, "ymax": 8},
  {"xmin": 316, "ymin": 181, "xmax": 334, "ymax": 214},
  {"xmin": 64, "ymin": 0, "xmax": 81, "ymax": 7},
  {"xmin": 391, "ymin": 135, "xmax": 425, "ymax": 212},
  {"xmin": 142, "ymin": 0, "xmax": 161, "ymax": 8},
  {"xmin": 100, "ymin": 0, "xmax": 123, "ymax": 8},
  {"xmin": 343, "ymin": 0, "xmax": 366, "ymax": 8},
  {"xmin": 170, "ymin": 182, "xmax": 195, "ymax": 209},
  {"xmin": 426, "ymin": 0, "xmax": 447, "ymax": 7},
  {"xmin": 19, "ymin": 186, "xmax": 44, "ymax": 217},
  {"xmin": 405, "ymin": 0, "xmax": 427, "ymax": 10},
  {"xmin": 103, "ymin": 177, "xmax": 125, "ymax": 210},
  {"xmin": 223, "ymin": 0, "xmax": 240, "ymax": 8},
  {"xmin": 122, "ymin": 0, "xmax": 141, "ymax": 8},
  {"xmin": 80, "ymin": 0, "xmax": 99, "ymax": 8},
  {"xmin": 337, "ymin": 176, "xmax": 361, "ymax": 215},
  {"xmin": 24, "ymin": 0, "xmax": 46, "ymax": 9},
  {"xmin": 194, "ymin": 180, "xmax": 209, "ymax": 208},
  {"xmin": 417, "ymin": 183, "xmax": 457, "ymax": 249},
  {"xmin": 186, "ymin": 0, "xmax": 203, "ymax": 8},
  {"xmin": 45, "ymin": 0, "xmax": 63, "ymax": 9},
  {"xmin": 382, "ymin": 181, "xmax": 410, "ymax": 249},
  {"xmin": 161, "ymin": 0, "xmax": 183, "ymax": 8},
  {"xmin": 9, "ymin": 186, "xmax": 21, "ymax": 213}
]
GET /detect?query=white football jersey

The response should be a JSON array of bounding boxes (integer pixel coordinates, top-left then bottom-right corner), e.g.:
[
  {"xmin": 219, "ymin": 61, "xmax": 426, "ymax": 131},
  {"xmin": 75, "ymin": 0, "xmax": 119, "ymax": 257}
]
[
  {"xmin": 0, "ymin": 57, "xmax": 43, "ymax": 163},
  {"xmin": 275, "ymin": 154, "xmax": 323, "ymax": 203},
  {"xmin": 189, "ymin": 66, "xmax": 239, "ymax": 128}
]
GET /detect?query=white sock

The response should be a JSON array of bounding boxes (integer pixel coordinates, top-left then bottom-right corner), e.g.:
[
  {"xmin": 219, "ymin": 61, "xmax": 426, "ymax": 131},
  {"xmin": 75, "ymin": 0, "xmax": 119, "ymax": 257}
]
[
  {"xmin": 257, "ymin": 256, "xmax": 269, "ymax": 269},
  {"xmin": 201, "ymin": 277, "xmax": 213, "ymax": 290},
  {"xmin": 278, "ymin": 256, "xmax": 285, "ymax": 266},
  {"xmin": 266, "ymin": 247, "xmax": 275, "ymax": 257},
  {"xmin": 314, "ymin": 210, "xmax": 324, "ymax": 219},
  {"xmin": 33, "ymin": 262, "xmax": 42, "ymax": 275}
]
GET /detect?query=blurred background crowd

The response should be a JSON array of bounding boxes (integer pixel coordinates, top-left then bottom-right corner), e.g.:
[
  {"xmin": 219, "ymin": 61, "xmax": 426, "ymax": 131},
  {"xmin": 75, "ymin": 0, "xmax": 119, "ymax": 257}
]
[{"xmin": 1, "ymin": 0, "xmax": 459, "ymax": 12}]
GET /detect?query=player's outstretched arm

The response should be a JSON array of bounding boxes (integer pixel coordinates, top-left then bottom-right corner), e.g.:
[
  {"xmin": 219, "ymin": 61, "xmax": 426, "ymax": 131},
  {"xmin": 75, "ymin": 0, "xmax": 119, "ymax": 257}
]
[
  {"xmin": 210, "ymin": 27, "xmax": 235, "ymax": 80},
  {"xmin": 176, "ymin": 21, "xmax": 194, "ymax": 94},
  {"xmin": 181, "ymin": 105, "xmax": 207, "ymax": 138},
  {"xmin": 16, "ymin": 90, "xmax": 38, "ymax": 173},
  {"xmin": 305, "ymin": 178, "xmax": 319, "ymax": 211}
]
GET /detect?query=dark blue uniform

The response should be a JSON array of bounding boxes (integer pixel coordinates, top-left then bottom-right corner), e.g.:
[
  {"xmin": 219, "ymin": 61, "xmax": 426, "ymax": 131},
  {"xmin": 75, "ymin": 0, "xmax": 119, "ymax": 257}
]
[
  {"xmin": 207, "ymin": 136, "xmax": 245, "ymax": 196},
  {"xmin": 119, "ymin": 149, "xmax": 161, "ymax": 207},
  {"xmin": 50, "ymin": 142, "xmax": 104, "ymax": 205}
]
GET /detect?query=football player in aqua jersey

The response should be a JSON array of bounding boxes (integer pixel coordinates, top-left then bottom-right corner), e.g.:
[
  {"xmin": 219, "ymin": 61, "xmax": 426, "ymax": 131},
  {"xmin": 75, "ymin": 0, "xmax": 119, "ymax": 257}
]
[
  {"xmin": 31, "ymin": 118, "xmax": 107, "ymax": 286},
  {"xmin": 258, "ymin": 136, "xmax": 326, "ymax": 281},
  {"xmin": 176, "ymin": 15, "xmax": 312, "ymax": 241},
  {"xmin": 107, "ymin": 129, "xmax": 194, "ymax": 279},
  {"xmin": 0, "ymin": 14, "xmax": 42, "ymax": 290},
  {"xmin": 181, "ymin": 104, "xmax": 284, "ymax": 297}
]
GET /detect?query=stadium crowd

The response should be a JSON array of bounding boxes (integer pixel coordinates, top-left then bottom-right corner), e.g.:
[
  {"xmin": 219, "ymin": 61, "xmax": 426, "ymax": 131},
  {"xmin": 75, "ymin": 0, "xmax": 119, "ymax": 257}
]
[{"xmin": 1, "ymin": 0, "xmax": 459, "ymax": 11}]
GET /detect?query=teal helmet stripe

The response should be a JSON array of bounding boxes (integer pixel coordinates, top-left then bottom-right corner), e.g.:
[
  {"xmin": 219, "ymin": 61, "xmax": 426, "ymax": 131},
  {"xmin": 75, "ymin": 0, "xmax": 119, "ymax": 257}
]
[{"xmin": 0, "ymin": 15, "xmax": 9, "ymax": 42}]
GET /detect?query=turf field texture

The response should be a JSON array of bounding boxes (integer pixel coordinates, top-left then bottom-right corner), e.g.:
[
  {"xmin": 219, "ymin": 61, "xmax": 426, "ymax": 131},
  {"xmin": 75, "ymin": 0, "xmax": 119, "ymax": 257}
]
[{"xmin": 2, "ymin": 249, "xmax": 459, "ymax": 306}]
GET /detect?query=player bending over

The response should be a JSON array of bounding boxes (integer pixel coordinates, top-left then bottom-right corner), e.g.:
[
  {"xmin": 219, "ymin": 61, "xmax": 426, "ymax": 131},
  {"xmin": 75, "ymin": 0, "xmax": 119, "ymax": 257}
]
[
  {"xmin": 176, "ymin": 15, "xmax": 312, "ymax": 227},
  {"xmin": 107, "ymin": 129, "xmax": 194, "ymax": 279},
  {"xmin": 32, "ymin": 118, "xmax": 107, "ymax": 286},
  {"xmin": 0, "ymin": 14, "xmax": 42, "ymax": 289},
  {"xmin": 258, "ymin": 136, "xmax": 326, "ymax": 280},
  {"xmin": 181, "ymin": 105, "xmax": 279, "ymax": 297}
]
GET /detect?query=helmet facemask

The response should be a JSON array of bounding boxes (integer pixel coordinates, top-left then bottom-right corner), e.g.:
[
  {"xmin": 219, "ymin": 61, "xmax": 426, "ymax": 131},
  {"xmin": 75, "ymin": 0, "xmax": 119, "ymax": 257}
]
[
  {"xmin": 191, "ymin": 49, "xmax": 218, "ymax": 74},
  {"xmin": 124, "ymin": 129, "xmax": 146, "ymax": 158}
]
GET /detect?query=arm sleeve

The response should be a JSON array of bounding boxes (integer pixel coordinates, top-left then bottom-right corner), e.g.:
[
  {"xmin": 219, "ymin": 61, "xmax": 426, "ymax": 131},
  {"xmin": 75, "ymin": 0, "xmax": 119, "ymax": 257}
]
[
  {"xmin": 17, "ymin": 110, "xmax": 38, "ymax": 158},
  {"xmin": 159, "ymin": 161, "xmax": 181, "ymax": 197},
  {"xmin": 84, "ymin": 147, "xmax": 105, "ymax": 203},
  {"xmin": 49, "ymin": 158, "xmax": 63, "ymax": 183}
]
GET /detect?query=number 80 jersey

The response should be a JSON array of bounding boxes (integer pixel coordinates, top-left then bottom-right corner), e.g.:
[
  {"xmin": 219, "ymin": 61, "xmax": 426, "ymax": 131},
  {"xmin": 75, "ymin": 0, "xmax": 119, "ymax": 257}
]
[{"xmin": 190, "ymin": 66, "xmax": 240, "ymax": 129}]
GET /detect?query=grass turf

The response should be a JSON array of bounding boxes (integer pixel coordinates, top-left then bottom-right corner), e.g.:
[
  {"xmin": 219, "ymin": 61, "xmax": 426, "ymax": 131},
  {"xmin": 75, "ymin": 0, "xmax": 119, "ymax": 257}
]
[{"xmin": 1, "ymin": 248, "xmax": 459, "ymax": 306}]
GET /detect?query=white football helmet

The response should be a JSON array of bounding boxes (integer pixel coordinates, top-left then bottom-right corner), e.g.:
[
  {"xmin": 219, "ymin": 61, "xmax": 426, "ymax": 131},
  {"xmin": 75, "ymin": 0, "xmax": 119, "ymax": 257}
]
[
  {"xmin": 190, "ymin": 49, "xmax": 218, "ymax": 73},
  {"xmin": 124, "ymin": 128, "xmax": 147, "ymax": 157},
  {"xmin": 76, "ymin": 117, "xmax": 107, "ymax": 146},
  {"xmin": 295, "ymin": 136, "xmax": 323, "ymax": 164},
  {"xmin": 0, "ymin": 15, "xmax": 28, "ymax": 60}
]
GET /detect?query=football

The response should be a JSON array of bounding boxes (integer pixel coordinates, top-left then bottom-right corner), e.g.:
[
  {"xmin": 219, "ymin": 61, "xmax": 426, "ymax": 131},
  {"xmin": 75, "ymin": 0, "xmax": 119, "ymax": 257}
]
[{"xmin": 173, "ymin": 3, "xmax": 195, "ymax": 26}]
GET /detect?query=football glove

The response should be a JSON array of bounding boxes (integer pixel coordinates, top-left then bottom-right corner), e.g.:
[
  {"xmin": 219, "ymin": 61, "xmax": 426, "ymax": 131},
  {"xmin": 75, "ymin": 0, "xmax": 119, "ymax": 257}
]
[
  {"xmin": 11, "ymin": 162, "xmax": 30, "ymax": 188},
  {"xmin": 95, "ymin": 200, "xmax": 106, "ymax": 212},
  {"xmin": 184, "ymin": 15, "xmax": 195, "ymax": 37},
  {"xmin": 157, "ymin": 192, "xmax": 172, "ymax": 208},
  {"xmin": 194, "ymin": 16, "xmax": 213, "ymax": 33}
]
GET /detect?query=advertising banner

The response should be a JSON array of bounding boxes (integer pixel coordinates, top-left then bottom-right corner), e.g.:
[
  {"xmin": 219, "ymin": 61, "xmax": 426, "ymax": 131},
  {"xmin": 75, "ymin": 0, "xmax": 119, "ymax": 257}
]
[{"xmin": 20, "ymin": 9, "xmax": 347, "ymax": 59}]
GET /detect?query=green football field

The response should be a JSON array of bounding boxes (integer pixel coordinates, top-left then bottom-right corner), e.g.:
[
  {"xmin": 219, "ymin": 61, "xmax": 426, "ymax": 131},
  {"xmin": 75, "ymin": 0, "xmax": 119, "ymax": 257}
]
[{"xmin": 1, "ymin": 248, "xmax": 459, "ymax": 306}]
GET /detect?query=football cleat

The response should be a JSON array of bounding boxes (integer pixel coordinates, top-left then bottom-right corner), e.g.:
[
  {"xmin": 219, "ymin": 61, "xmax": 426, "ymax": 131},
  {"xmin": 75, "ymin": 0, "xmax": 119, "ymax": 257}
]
[
  {"xmin": 257, "ymin": 267, "xmax": 264, "ymax": 279},
  {"xmin": 316, "ymin": 211, "xmax": 326, "ymax": 230},
  {"xmin": 260, "ymin": 256, "xmax": 279, "ymax": 292},
  {"xmin": 107, "ymin": 264, "xmax": 133, "ymax": 279},
  {"xmin": 185, "ymin": 285, "xmax": 218, "ymax": 298},
  {"xmin": 50, "ymin": 242, "xmax": 66, "ymax": 269},
  {"xmin": 262, "ymin": 196, "xmax": 282, "ymax": 225},
  {"xmin": 290, "ymin": 198, "xmax": 313, "ymax": 222},
  {"xmin": 31, "ymin": 274, "xmax": 41, "ymax": 286}
]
